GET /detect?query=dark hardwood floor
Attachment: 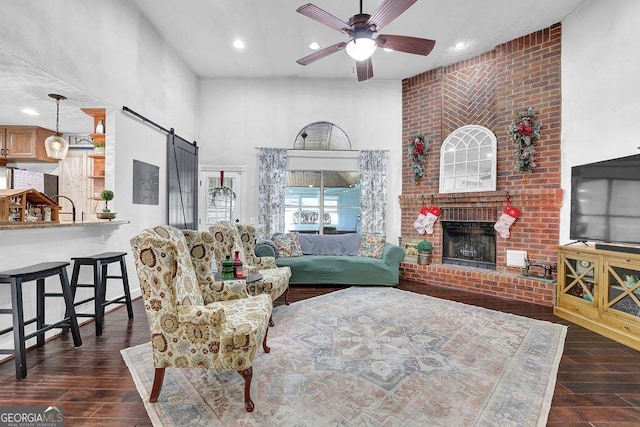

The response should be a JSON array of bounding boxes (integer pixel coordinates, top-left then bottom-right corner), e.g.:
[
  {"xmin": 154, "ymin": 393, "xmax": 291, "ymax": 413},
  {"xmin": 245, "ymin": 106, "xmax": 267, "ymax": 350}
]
[{"xmin": 1, "ymin": 280, "xmax": 640, "ymax": 426}]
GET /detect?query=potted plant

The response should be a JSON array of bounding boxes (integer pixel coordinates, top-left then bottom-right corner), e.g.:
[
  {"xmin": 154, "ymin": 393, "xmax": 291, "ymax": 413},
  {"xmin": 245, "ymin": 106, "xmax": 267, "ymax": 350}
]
[
  {"xmin": 97, "ymin": 189, "xmax": 116, "ymax": 220},
  {"xmin": 94, "ymin": 141, "xmax": 105, "ymax": 154},
  {"xmin": 417, "ymin": 240, "xmax": 433, "ymax": 265}
]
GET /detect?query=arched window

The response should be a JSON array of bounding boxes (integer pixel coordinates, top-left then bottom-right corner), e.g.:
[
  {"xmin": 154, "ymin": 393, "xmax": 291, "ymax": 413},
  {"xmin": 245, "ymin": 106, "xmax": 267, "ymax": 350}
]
[
  {"xmin": 293, "ymin": 121, "xmax": 351, "ymax": 150},
  {"xmin": 439, "ymin": 125, "xmax": 497, "ymax": 193}
]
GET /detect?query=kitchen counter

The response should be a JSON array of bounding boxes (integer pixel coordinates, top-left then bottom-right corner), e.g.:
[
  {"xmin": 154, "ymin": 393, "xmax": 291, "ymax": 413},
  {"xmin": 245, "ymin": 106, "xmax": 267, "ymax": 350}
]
[{"xmin": 0, "ymin": 219, "xmax": 129, "ymax": 231}]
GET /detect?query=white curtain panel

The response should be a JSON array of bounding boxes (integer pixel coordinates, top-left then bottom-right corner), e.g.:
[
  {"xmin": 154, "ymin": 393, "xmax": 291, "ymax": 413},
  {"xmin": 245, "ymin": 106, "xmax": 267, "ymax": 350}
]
[
  {"xmin": 257, "ymin": 147, "xmax": 287, "ymax": 238},
  {"xmin": 359, "ymin": 150, "xmax": 387, "ymax": 233}
]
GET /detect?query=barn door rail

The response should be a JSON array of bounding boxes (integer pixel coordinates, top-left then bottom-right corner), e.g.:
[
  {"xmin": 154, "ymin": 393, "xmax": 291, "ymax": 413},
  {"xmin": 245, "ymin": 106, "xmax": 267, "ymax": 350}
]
[{"xmin": 122, "ymin": 106, "xmax": 197, "ymax": 146}]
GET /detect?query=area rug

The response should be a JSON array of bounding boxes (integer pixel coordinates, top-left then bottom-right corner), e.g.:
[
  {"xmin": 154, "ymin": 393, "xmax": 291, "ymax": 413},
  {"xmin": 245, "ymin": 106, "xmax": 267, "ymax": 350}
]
[{"xmin": 121, "ymin": 287, "xmax": 566, "ymax": 426}]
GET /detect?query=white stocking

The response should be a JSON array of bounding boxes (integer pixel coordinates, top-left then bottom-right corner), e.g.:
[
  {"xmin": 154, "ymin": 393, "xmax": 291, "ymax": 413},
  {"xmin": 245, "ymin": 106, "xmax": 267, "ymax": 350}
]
[
  {"xmin": 494, "ymin": 212, "xmax": 517, "ymax": 238},
  {"xmin": 494, "ymin": 204, "xmax": 521, "ymax": 238},
  {"xmin": 413, "ymin": 206, "xmax": 428, "ymax": 234}
]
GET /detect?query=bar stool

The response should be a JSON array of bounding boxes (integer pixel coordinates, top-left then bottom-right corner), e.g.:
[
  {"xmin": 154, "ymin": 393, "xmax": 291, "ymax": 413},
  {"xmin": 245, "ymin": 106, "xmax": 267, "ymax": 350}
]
[
  {"xmin": 68, "ymin": 252, "xmax": 134, "ymax": 337},
  {"xmin": 0, "ymin": 262, "xmax": 82, "ymax": 380}
]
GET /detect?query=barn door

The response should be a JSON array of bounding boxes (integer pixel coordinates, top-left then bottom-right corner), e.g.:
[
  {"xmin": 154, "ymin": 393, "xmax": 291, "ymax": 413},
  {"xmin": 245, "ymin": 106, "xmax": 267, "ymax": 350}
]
[{"xmin": 167, "ymin": 132, "xmax": 198, "ymax": 229}]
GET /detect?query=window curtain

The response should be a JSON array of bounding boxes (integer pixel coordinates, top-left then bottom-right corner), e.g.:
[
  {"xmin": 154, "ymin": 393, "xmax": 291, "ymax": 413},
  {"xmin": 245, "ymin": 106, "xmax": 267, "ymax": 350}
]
[
  {"xmin": 258, "ymin": 147, "xmax": 287, "ymax": 238},
  {"xmin": 359, "ymin": 150, "xmax": 387, "ymax": 233}
]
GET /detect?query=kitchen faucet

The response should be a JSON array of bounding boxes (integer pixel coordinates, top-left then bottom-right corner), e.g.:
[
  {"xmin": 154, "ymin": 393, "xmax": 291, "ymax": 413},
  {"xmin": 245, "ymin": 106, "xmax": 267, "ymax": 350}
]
[{"xmin": 51, "ymin": 195, "xmax": 76, "ymax": 222}]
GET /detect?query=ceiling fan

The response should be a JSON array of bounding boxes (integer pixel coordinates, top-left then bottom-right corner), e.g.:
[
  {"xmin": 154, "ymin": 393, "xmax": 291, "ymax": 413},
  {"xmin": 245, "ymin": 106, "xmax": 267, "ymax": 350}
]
[{"xmin": 295, "ymin": 0, "xmax": 436, "ymax": 81}]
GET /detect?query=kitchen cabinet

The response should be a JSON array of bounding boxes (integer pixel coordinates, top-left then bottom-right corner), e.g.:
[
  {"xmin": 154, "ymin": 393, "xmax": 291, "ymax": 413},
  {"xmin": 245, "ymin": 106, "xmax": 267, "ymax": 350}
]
[
  {"xmin": 555, "ymin": 245, "xmax": 640, "ymax": 351},
  {"xmin": 0, "ymin": 126, "xmax": 56, "ymax": 162}
]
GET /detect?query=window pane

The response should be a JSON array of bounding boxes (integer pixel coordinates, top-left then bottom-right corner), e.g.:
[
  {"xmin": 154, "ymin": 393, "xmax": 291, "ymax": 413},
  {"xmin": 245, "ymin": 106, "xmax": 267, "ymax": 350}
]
[
  {"xmin": 443, "ymin": 164, "xmax": 454, "ymax": 178},
  {"xmin": 286, "ymin": 171, "xmax": 360, "ymax": 234},
  {"xmin": 456, "ymin": 149, "xmax": 467, "ymax": 162},
  {"xmin": 444, "ymin": 150, "xmax": 455, "ymax": 164}
]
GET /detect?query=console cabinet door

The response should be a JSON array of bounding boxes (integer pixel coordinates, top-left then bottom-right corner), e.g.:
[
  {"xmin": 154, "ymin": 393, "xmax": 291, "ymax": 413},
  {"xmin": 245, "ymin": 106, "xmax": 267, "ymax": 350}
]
[
  {"xmin": 601, "ymin": 255, "xmax": 640, "ymax": 334},
  {"xmin": 556, "ymin": 248, "xmax": 599, "ymax": 321}
]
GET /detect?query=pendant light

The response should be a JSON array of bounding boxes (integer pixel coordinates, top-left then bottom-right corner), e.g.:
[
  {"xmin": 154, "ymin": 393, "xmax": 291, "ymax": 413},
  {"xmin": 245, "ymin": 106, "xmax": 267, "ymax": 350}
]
[{"xmin": 44, "ymin": 94, "xmax": 69, "ymax": 160}]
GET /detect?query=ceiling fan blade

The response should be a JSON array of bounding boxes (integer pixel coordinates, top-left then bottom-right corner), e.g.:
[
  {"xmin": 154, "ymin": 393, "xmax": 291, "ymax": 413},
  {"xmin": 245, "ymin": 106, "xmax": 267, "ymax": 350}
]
[
  {"xmin": 296, "ymin": 42, "xmax": 347, "ymax": 66},
  {"xmin": 376, "ymin": 34, "xmax": 436, "ymax": 56},
  {"xmin": 367, "ymin": 0, "xmax": 417, "ymax": 30},
  {"xmin": 356, "ymin": 58, "xmax": 374, "ymax": 81},
  {"xmin": 296, "ymin": 3, "xmax": 350, "ymax": 32}
]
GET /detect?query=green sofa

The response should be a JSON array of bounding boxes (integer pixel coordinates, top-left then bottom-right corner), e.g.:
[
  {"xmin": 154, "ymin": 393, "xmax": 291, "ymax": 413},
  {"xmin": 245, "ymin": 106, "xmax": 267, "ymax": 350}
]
[{"xmin": 254, "ymin": 233, "xmax": 404, "ymax": 286}]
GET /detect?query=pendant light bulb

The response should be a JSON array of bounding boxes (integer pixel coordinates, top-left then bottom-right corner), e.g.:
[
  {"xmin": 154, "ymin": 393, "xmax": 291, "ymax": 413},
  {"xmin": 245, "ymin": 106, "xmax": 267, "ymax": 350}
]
[{"xmin": 44, "ymin": 94, "xmax": 69, "ymax": 160}]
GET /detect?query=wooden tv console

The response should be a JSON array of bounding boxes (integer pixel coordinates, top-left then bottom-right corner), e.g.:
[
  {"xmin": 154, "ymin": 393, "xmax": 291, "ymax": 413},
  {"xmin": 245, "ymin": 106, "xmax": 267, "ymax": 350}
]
[{"xmin": 555, "ymin": 245, "xmax": 640, "ymax": 351}]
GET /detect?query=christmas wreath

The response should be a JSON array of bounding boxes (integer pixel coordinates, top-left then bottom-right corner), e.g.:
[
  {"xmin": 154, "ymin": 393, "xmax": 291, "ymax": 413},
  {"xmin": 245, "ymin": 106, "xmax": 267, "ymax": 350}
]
[
  {"xmin": 408, "ymin": 134, "xmax": 430, "ymax": 184},
  {"xmin": 508, "ymin": 108, "xmax": 541, "ymax": 173}
]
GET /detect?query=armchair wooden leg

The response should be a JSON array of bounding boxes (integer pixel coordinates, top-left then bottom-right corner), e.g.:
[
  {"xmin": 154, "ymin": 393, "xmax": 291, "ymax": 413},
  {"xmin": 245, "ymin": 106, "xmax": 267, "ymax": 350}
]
[
  {"xmin": 263, "ymin": 326, "xmax": 271, "ymax": 353},
  {"xmin": 284, "ymin": 287, "xmax": 290, "ymax": 305},
  {"xmin": 238, "ymin": 367, "xmax": 254, "ymax": 412},
  {"xmin": 149, "ymin": 367, "xmax": 165, "ymax": 403},
  {"xmin": 269, "ymin": 316, "xmax": 274, "ymax": 327}
]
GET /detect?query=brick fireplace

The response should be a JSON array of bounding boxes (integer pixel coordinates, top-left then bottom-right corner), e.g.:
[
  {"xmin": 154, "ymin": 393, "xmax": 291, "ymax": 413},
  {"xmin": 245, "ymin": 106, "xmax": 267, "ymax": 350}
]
[
  {"xmin": 399, "ymin": 190, "xmax": 562, "ymax": 306},
  {"xmin": 399, "ymin": 24, "xmax": 563, "ymax": 307}
]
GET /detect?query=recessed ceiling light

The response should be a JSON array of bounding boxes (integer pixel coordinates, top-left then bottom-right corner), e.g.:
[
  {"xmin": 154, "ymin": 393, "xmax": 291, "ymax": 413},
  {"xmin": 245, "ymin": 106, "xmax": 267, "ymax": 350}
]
[
  {"xmin": 384, "ymin": 48, "xmax": 393, "ymax": 52},
  {"xmin": 454, "ymin": 41, "xmax": 467, "ymax": 50},
  {"xmin": 21, "ymin": 108, "xmax": 39, "ymax": 116},
  {"xmin": 233, "ymin": 39, "xmax": 245, "ymax": 49},
  {"xmin": 309, "ymin": 42, "xmax": 320, "ymax": 50}
]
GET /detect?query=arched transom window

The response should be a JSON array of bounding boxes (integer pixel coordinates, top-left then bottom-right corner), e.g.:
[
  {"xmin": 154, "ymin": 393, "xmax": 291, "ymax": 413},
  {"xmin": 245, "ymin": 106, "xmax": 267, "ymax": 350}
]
[{"xmin": 439, "ymin": 125, "xmax": 497, "ymax": 193}]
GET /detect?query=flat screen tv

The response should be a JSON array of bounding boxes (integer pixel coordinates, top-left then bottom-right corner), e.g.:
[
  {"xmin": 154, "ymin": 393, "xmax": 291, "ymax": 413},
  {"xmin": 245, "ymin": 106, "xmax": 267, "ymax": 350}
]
[{"xmin": 570, "ymin": 153, "xmax": 640, "ymax": 245}]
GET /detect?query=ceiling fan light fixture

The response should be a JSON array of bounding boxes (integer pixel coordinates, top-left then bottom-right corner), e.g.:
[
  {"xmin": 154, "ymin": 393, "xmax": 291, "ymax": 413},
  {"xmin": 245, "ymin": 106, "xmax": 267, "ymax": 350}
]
[
  {"xmin": 44, "ymin": 94, "xmax": 69, "ymax": 160},
  {"xmin": 346, "ymin": 37, "xmax": 377, "ymax": 61}
]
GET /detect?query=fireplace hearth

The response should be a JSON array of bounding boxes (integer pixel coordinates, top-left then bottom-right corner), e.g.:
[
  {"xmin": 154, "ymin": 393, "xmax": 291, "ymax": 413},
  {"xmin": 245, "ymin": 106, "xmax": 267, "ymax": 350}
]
[{"xmin": 442, "ymin": 221, "xmax": 496, "ymax": 270}]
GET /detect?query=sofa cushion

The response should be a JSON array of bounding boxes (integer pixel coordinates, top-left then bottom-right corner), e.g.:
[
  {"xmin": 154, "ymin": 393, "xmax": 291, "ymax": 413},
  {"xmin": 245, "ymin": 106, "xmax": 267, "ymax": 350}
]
[
  {"xmin": 358, "ymin": 232, "xmax": 386, "ymax": 259},
  {"xmin": 273, "ymin": 232, "xmax": 303, "ymax": 257},
  {"xmin": 298, "ymin": 233, "xmax": 361, "ymax": 256}
]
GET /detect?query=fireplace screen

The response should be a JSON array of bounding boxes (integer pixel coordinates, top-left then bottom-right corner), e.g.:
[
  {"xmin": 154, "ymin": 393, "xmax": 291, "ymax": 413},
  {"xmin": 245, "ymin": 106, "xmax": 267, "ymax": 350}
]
[{"xmin": 442, "ymin": 221, "xmax": 496, "ymax": 270}]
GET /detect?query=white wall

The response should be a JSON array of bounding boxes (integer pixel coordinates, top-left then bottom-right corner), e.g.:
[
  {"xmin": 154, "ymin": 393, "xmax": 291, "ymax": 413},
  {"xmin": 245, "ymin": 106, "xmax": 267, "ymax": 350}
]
[
  {"xmin": 560, "ymin": 0, "xmax": 640, "ymax": 243},
  {"xmin": 0, "ymin": 0, "xmax": 198, "ymax": 358},
  {"xmin": 197, "ymin": 77, "xmax": 403, "ymax": 241}
]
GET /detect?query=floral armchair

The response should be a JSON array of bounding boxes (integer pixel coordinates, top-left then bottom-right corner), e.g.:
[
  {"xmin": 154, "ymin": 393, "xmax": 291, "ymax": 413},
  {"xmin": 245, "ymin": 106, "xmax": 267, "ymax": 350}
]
[
  {"xmin": 130, "ymin": 225, "xmax": 272, "ymax": 412},
  {"xmin": 209, "ymin": 221, "xmax": 291, "ymax": 308}
]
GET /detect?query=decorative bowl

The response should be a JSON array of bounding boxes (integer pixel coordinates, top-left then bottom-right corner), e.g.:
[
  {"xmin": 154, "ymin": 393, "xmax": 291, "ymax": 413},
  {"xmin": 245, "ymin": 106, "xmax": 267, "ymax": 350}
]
[{"xmin": 96, "ymin": 212, "xmax": 117, "ymax": 220}]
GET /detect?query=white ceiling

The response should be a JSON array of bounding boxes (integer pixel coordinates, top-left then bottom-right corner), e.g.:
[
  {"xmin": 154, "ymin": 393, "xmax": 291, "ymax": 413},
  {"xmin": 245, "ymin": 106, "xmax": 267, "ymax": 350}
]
[
  {"xmin": 0, "ymin": 0, "xmax": 588, "ymax": 136},
  {"xmin": 132, "ymin": 0, "xmax": 587, "ymax": 80}
]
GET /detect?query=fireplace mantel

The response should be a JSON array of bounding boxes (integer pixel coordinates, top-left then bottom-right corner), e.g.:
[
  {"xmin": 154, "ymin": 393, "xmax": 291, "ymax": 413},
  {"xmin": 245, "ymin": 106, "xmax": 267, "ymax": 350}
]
[{"xmin": 398, "ymin": 188, "xmax": 562, "ymax": 210}]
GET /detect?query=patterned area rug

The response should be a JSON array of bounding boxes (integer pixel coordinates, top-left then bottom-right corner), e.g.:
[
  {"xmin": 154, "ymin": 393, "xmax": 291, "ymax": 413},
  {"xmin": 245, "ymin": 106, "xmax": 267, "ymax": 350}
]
[{"xmin": 121, "ymin": 287, "xmax": 566, "ymax": 426}]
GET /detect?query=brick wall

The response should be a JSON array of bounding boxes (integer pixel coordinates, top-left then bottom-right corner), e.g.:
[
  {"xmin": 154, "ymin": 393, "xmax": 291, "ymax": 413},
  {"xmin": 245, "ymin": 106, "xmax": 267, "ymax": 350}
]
[{"xmin": 400, "ymin": 24, "xmax": 563, "ymax": 306}]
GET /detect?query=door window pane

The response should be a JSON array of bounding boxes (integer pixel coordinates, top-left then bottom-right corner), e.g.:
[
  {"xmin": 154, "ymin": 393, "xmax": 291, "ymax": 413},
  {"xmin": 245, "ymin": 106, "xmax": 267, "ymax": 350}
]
[{"xmin": 206, "ymin": 176, "xmax": 236, "ymax": 223}]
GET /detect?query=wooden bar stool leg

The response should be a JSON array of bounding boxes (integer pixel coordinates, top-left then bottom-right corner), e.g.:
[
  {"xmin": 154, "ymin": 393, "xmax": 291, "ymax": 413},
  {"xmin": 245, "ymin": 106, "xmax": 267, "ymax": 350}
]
[
  {"xmin": 62, "ymin": 262, "xmax": 82, "ymax": 336},
  {"xmin": 59, "ymin": 268, "xmax": 82, "ymax": 348},
  {"xmin": 10, "ymin": 278, "xmax": 27, "ymax": 379},
  {"xmin": 93, "ymin": 261, "xmax": 104, "ymax": 337},
  {"xmin": 36, "ymin": 278, "xmax": 45, "ymax": 347},
  {"xmin": 119, "ymin": 257, "xmax": 134, "ymax": 320}
]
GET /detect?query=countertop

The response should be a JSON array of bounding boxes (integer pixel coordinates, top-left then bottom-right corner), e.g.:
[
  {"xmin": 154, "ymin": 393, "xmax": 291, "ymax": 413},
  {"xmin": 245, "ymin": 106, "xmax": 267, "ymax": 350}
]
[{"xmin": 0, "ymin": 219, "xmax": 129, "ymax": 231}]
